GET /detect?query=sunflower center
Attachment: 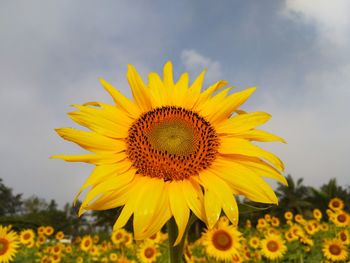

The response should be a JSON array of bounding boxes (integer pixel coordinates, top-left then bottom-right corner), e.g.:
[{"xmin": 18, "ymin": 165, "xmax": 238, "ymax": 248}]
[
  {"xmin": 126, "ymin": 106, "xmax": 219, "ymax": 181},
  {"xmin": 340, "ymin": 232, "xmax": 346, "ymax": 241},
  {"xmin": 329, "ymin": 244, "xmax": 341, "ymax": 255},
  {"xmin": 212, "ymin": 230, "xmax": 233, "ymax": 251},
  {"xmin": 144, "ymin": 247, "xmax": 155, "ymax": 258},
  {"xmin": 337, "ymin": 214, "xmax": 346, "ymax": 223},
  {"xmin": 267, "ymin": 240, "xmax": 279, "ymax": 252},
  {"xmin": 332, "ymin": 201, "xmax": 340, "ymax": 208},
  {"xmin": 0, "ymin": 238, "xmax": 9, "ymax": 256},
  {"xmin": 23, "ymin": 233, "xmax": 31, "ymax": 240}
]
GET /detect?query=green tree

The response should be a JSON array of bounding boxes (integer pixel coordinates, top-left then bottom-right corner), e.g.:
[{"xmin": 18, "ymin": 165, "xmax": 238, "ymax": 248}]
[
  {"xmin": 275, "ymin": 174, "xmax": 311, "ymax": 214},
  {"xmin": 0, "ymin": 178, "xmax": 22, "ymax": 216}
]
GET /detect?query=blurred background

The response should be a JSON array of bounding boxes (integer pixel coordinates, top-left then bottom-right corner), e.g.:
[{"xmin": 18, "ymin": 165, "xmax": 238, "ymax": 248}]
[{"xmin": 0, "ymin": 0, "xmax": 349, "ymax": 231}]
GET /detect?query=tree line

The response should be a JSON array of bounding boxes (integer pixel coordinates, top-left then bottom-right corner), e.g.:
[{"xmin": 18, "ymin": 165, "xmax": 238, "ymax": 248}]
[{"xmin": 1, "ymin": 175, "xmax": 349, "ymax": 237}]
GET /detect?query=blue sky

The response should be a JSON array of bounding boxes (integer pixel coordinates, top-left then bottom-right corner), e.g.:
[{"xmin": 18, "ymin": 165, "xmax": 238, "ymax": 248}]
[{"xmin": 1, "ymin": 0, "xmax": 349, "ymax": 206}]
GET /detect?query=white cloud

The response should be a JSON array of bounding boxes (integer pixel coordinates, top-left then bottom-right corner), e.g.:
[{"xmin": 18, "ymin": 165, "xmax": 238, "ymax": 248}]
[
  {"xmin": 282, "ymin": 0, "xmax": 350, "ymax": 47},
  {"xmin": 181, "ymin": 49, "xmax": 222, "ymax": 83}
]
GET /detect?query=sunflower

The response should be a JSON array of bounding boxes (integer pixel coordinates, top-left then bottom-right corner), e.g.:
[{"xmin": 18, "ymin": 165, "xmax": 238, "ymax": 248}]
[
  {"xmin": 202, "ymin": 224, "xmax": 241, "ymax": 261},
  {"xmin": 54, "ymin": 62, "xmax": 286, "ymax": 244},
  {"xmin": 20, "ymin": 229, "xmax": 35, "ymax": 245},
  {"xmin": 338, "ymin": 230, "xmax": 350, "ymax": 245},
  {"xmin": 284, "ymin": 211, "xmax": 293, "ymax": 221},
  {"xmin": 249, "ymin": 236, "xmax": 260, "ymax": 249},
  {"xmin": 44, "ymin": 226, "xmax": 54, "ymax": 236},
  {"xmin": 331, "ymin": 211, "xmax": 350, "ymax": 227},
  {"xmin": 261, "ymin": 234, "xmax": 287, "ymax": 261},
  {"xmin": 80, "ymin": 235, "xmax": 93, "ymax": 252},
  {"xmin": 322, "ymin": 238, "xmax": 348, "ymax": 262},
  {"xmin": 0, "ymin": 225, "xmax": 19, "ymax": 263},
  {"xmin": 312, "ymin": 208, "xmax": 322, "ymax": 221},
  {"xmin": 55, "ymin": 231, "xmax": 64, "ymax": 241},
  {"xmin": 271, "ymin": 216, "xmax": 280, "ymax": 227},
  {"xmin": 137, "ymin": 242, "xmax": 160, "ymax": 263},
  {"xmin": 111, "ymin": 229, "xmax": 125, "ymax": 245},
  {"xmin": 329, "ymin": 198, "xmax": 344, "ymax": 211}
]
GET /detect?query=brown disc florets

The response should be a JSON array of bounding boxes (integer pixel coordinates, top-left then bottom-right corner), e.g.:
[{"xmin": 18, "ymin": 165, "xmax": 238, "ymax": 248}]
[{"xmin": 126, "ymin": 106, "xmax": 219, "ymax": 181}]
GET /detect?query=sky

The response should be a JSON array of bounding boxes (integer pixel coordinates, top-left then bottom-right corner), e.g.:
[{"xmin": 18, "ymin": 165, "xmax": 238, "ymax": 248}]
[{"xmin": 1, "ymin": 0, "xmax": 349, "ymax": 206}]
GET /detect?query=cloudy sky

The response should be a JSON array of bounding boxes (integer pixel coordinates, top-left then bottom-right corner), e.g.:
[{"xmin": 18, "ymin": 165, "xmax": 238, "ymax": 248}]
[{"xmin": 1, "ymin": 0, "xmax": 349, "ymax": 206}]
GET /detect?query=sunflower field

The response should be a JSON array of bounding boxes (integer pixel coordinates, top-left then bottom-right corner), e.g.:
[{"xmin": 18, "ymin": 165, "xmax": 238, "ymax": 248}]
[{"xmin": 1, "ymin": 197, "xmax": 349, "ymax": 263}]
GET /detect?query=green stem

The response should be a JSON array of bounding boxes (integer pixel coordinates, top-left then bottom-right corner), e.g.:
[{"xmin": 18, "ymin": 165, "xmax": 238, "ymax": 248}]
[{"xmin": 167, "ymin": 214, "xmax": 196, "ymax": 263}]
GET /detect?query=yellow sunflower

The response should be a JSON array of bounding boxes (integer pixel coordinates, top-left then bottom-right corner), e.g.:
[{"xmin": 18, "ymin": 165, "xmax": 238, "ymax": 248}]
[
  {"xmin": 329, "ymin": 198, "xmax": 344, "ymax": 211},
  {"xmin": 338, "ymin": 230, "xmax": 350, "ymax": 245},
  {"xmin": 111, "ymin": 229, "xmax": 126, "ymax": 245},
  {"xmin": 44, "ymin": 226, "xmax": 54, "ymax": 236},
  {"xmin": 19, "ymin": 229, "xmax": 35, "ymax": 245},
  {"xmin": 54, "ymin": 62, "xmax": 286, "ymax": 244},
  {"xmin": 202, "ymin": 224, "xmax": 241, "ymax": 261},
  {"xmin": 0, "ymin": 225, "xmax": 19, "ymax": 263},
  {"xmin": 284, "ymin": 211, "xmax": 293, "ymax": 221},
  {"xmin": 80, "ymin": 235, "xmax": 93, "ymax": 252},
  {"xmin": 331, "ymin": 211, "xmax": 350, "ymax": 227},
  {"xmin": 312, "ymin": 208, "xmax": 322, "ymax": 221},
  {"xmin": 260, "ymin": 234, "xmax": 287, "ymax": 261},
  {"xmin": 137, "ymin": 242, "xmax": 160, "ymax": 263},
  {"xmin": 55, "ymin": 231, "xmax": 64, "ymax": 241},
  {"xmin": 322, "ymin": 238, "xmax": 348, "ymax": 262},
  {"xmin": 248, "ymin": 236, "xmax": 260, "ymax": 249}
]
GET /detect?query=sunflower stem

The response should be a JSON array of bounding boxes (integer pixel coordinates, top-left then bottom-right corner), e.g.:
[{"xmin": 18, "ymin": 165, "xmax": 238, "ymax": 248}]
[{"xmin": 167, "ymin": 214, "xmax": 196, "ymax": 263}]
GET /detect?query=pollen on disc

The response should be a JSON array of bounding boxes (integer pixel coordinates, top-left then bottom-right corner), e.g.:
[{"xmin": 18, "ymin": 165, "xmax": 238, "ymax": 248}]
[{"xmin": 126, "ymin": 106, "xmax": 219, "ymax": 181}]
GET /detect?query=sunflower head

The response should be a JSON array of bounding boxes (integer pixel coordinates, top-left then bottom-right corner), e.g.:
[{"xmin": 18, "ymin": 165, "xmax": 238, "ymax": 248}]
[
  {"xmin": 322, "ymin": 238, "xmax": 348, "ymax": 262},
  {"xmin": 0, "ymin": 225, "xmax": 19, "ymax": 263},
  {"xmin": 202, "ymin": 224, "xmax": 242, "ymax": 262},
  {"xmin": 54, "ymin": 61, "xmax": 286, "ymax": 244},
  {"xmin": 261, "ymin": 234, "xmax": 287, "ymax": 260}
]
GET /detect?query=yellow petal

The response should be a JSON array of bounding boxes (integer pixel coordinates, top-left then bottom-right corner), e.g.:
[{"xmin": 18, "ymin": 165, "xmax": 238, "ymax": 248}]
[
  {"xmin": 168, "ymin": 181, "xmax": 190, "ymax": 245},
  {"xmin": 172, "ymin": 72, "xmax": 189, "ymax": 106},
  {"xmin": 113, "ymin": 176, "xmax": 145, "ymax": 230},
  {"xmin": 79, "ymin": 161, "xmax": 132, "ymax": 194},
  {"xmin": 81, "ymin": 168, "xmax": 136, "ymax": 210},
  {"xmin": 51, "ymin": 152, "xmax": 126, "ymax": 165},
  {"xmin": 212, "ymin": 159, "xmax": 278, "ymax": 204},
  {"xmin": 163, "ymin": 61, "xmax": 174, "ymax": 87},
  {"xmin": 75, "ymin": 103, "xmax": 133, "ymax": 126},
  {"xmin": 99, "ymin": 78, "xmax": 141, "ymax": 118},
  {"xmin": 85, "ymin": 184, "xmax": 130, "ymax": 211},
  {"xmin": 68, "ymin": 111, "xmax": 128, "ymax": 139},
  {"xmin": 55, "ymin": 128, "xmax": 126, "ymax": 153},
  {"xmin": 225, "ymin": 155, "xmax": 287, "ymax": 185},
  {"xmin": 181, "ymin": 179, "xmax": 206, "ymax": 223},
  {"xmin": 127, "ymin": 64, "xmax": 152, "ymax": 112},
  {"xmin": 219, "ymin": 137, "xmax": 284, "ymax": 171},
  {"xmin": 216, "ymin": 112, "xmax": 271, "ymax": 134},
  {"xmin": 196, "ymin": 87, "xmax": 232, "ymax": 114},
  {"xmin": 233, "ymin": 129, "xmax": 287, "ymax": 143},
  {"xmin": 148, "ymin": 72, "xmax": 167, "ymax": 107},
  {"xmin": 203, "ymin": 187, "xmax": 221, "ymax": 228},
  {"xmin": 184, "ymin": 70, "xmax": 206, "ymax": 108},
  {"xmin": 199, "ymin": 170, "xmax": 238, "ymax": 226},
  {"xmin": 193, "ymin": 80, "xmax": 228, "ymax": 110},
  {"xmin": 206, "ymin": 87, "xmax": 256, "ymax": 124},
  {"xmin": 133, "ymin": 178, "xmax": 165, "ymax": 237}
]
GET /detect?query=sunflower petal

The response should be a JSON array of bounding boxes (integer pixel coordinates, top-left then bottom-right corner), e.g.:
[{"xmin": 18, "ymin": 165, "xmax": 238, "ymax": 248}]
[
  {"xmin": 99, "ymin": 78, "xmax": 141, "ymax": 118},
  {"xmin": 127, "ymin": 64, "xmax": 152, "ymax": 112},
  {"xmin": 181, "ymin": 179, "xmax": 206, "ymax": 223},
  {"xmin": 55, "ymin": 128, "xmax": 126, "ymax": 153},
  {"xmin": 219, "ymin": 137, "xmax": 284, "ymax": 171},
  {"xmin": 169, "ymin": 181, "xmax": 190, "ymax": 245},
  {"xmin": 216, "ymin": 112, "xmax": 271, "ymax": 134},
  {"xmin": 207, "ymin": 87, "xmax": 256, "ymax": 124},
  {"xmin": 234, "ymin": 129, "xmax": 287, "ymax": 143}
]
